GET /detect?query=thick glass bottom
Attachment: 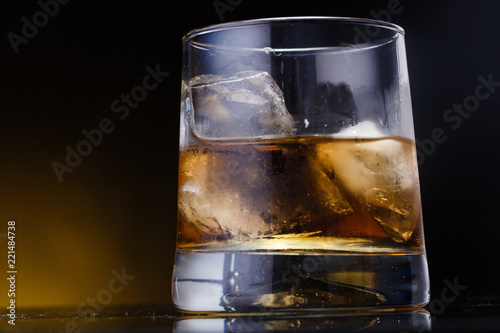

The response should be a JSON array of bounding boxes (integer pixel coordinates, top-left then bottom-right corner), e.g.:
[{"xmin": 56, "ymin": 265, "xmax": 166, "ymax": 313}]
[{"xmin": 172, "ymin": 250, "xmax": 429, "ymax": 313}]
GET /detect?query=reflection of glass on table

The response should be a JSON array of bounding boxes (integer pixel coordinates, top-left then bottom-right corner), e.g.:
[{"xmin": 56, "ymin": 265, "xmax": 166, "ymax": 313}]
[{"xmin": 174, "ymin": 310, "xmax": 431, "ymax": 333}]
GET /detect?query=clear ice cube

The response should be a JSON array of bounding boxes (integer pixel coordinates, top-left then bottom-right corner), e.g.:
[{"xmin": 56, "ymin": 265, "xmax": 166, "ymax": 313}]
[
  {"xmin": 189, "ymin": 71, "xmax": 295, "ymax": 139},
  {"xmin": 259, "ymin": 146, "xmax": 354, "ymax": 234},
  {"xmin": 317, "ymin": 129, "xmax": 421, "ymax": 242},
  {"xmin": 178, "ymin": 148, "xmax": 272, "ymax": 240}
]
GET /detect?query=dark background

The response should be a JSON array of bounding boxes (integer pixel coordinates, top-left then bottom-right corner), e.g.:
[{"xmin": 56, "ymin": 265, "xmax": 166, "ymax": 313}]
[{"xmin": 1, "ymin": 0, "xmax": 499, "ymax": 313}]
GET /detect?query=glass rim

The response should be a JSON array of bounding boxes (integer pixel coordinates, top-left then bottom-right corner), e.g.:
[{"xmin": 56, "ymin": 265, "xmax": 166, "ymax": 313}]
[{"xmin": 182, "ymin": 16, "xmax": 405, "ymax": 45}]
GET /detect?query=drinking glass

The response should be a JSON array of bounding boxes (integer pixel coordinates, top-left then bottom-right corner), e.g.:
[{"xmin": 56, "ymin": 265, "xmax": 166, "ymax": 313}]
[{"xmin": 173, "ymin": 16, "xmax": 430, "ymax": 313}]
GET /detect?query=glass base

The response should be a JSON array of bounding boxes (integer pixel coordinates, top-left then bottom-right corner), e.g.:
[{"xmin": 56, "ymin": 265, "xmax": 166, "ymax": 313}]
[{"xmin": 172, "ymin": 250, "xmax": 429, "ymax": 313}]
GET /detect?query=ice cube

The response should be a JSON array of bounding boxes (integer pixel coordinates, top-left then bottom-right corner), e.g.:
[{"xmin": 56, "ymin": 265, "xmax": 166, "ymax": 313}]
[
  {"xmin": 317, "ymin": 137, "xmax": 421, "ymax": 242},
  {"xmin": 189, "ymin": 71, "xmax": 295, "ymax": 139},
  {"xmin": 260, "ymin": 146, "xmax": 354, "ymax": 234},
  {"xmin": 334, "ymin": 120, "xmax": 385, "ymax": 139},
  {"xmin": 298, "ymin": 82, "xmax": 358, "ymax": 133},
  {"xmin": 178, "ymin": 147, "xmax": 271, "ymax": 240}
]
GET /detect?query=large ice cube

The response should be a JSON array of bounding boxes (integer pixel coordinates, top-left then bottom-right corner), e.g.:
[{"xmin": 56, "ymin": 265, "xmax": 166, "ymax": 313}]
[
  {"xmin": 259, "ymin": 145, "xmax": 354, "ymax": 234},
  {"xmin": 189, "ymin": 71, "xmax": 295, "ymax": 139},
  {"xmin": 317, "ymin": 129, "xmax": 421, "ymax": 242},
  {"xmin": 178, "ymin": 147, "xmax": 271, "ymax": 240}
]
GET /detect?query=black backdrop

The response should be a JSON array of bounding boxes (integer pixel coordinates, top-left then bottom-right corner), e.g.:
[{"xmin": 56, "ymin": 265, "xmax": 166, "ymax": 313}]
[{"xmin": 1, "ymin": 0, "xmax": 499, "ymax": 312}]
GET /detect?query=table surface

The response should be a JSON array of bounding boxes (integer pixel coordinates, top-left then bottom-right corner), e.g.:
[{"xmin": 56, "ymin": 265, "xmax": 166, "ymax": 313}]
[{"xmin": 2, "ymin": 302, "xmax": 500, "ymax": 332}]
